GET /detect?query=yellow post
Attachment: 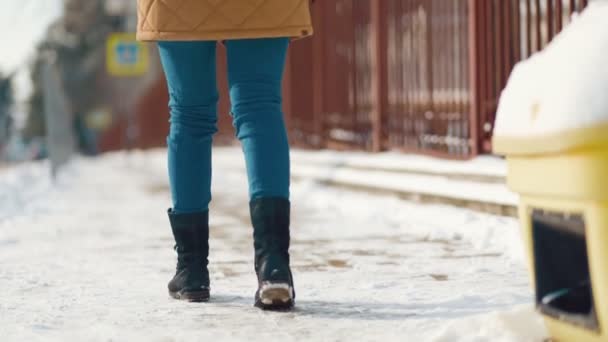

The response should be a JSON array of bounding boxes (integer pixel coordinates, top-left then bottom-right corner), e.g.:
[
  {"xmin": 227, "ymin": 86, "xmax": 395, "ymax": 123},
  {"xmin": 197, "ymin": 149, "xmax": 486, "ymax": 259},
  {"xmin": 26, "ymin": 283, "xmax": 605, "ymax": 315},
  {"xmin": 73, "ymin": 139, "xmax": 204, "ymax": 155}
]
[{"xmin": 495, "ymin": 128, "xmax": 608, "ymax": 342}]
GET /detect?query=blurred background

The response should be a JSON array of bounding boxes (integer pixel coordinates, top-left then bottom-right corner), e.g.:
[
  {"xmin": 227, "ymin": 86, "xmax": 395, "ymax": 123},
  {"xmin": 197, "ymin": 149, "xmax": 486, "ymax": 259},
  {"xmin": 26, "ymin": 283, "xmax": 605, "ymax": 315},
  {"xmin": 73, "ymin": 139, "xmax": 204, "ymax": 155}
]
[
  {"xmin": 0, "ymin": 2, "xmax": 600, "ymax": 339},
  {"xmin": 0, "ymin": 0, "xmax": 590, "ymax": 166}
]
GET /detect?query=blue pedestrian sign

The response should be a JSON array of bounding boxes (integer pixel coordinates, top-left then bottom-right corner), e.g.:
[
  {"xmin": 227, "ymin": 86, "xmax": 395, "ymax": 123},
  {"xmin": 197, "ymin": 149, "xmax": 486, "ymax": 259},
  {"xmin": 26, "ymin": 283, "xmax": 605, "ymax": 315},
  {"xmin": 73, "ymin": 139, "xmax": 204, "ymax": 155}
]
[{"xmin": 106, "ymin": 33, "xmax": 149, "ymax": 77}]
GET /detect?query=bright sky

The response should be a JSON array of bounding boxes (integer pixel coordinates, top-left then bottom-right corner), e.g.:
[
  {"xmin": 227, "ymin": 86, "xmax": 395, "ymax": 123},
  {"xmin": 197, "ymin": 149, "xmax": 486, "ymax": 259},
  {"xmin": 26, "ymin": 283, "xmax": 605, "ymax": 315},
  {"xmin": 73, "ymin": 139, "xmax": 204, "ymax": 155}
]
[{"xmin": 0, "ymin": 0, "xmax": 63, "ymax": 74}]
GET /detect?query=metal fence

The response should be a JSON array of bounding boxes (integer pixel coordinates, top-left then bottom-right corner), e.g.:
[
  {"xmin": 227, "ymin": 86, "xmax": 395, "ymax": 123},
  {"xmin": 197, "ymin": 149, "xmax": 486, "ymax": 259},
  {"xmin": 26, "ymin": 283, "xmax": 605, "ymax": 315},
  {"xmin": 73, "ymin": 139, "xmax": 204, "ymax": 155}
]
[
  {"xmin": 384, "ymin": 0, "xmax": 471, "ymax": 157},
  {"xmin": 283, "ymin": 0, "xmax": 588, "ymax": 158},
  {"xmin": 472, "ymin": 0, "xmax": 589, "ymax": 153},
  {"xmin": 128, "ymin": 0, "xmax": 589, "ymax": 158},
  {"xmin": 285, "ymin": 0, "xmax": 375, "ymax": 150}
]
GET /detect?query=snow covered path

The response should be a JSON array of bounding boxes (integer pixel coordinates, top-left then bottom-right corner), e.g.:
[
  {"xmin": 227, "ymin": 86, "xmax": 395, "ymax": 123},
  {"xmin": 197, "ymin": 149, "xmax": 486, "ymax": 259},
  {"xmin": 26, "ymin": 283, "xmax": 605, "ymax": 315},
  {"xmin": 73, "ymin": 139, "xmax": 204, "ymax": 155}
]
[{"xmin": 0, "ymin": 149, "xmax": 547, "ymax": 341}]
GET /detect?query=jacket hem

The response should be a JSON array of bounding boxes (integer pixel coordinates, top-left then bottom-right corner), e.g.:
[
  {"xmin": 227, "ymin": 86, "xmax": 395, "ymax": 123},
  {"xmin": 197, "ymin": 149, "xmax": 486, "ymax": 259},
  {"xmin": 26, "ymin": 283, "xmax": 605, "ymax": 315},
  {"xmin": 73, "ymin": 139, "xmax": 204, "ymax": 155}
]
[{"xmin": 136, "ymin": 26, "xmax": 314, "ymax": 42}]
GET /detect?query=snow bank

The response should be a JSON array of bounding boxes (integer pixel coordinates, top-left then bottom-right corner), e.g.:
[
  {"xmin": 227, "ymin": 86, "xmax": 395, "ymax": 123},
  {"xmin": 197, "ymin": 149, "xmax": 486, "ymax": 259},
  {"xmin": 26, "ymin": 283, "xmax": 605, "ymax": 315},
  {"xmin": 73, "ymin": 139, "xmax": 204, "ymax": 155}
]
[
  {"xmin": 290, "ymin": 149, "xmax": 507, "ymax": 179},
  {"xmin": 494, "ymin": 1, "xmax": 608, "ymax": 139},
  {"xmin": 214, "ymin": 147, "xmax": 517, "ymax": 207}
]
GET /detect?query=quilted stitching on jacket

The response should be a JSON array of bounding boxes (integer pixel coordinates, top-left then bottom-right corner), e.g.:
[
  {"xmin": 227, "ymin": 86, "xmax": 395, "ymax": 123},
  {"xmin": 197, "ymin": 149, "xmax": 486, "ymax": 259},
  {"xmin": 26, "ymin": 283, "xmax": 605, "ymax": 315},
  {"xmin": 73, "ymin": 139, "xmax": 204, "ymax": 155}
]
[{"xmin": 138, "ymin": 0, "xmax": 311, "ymax": 36}]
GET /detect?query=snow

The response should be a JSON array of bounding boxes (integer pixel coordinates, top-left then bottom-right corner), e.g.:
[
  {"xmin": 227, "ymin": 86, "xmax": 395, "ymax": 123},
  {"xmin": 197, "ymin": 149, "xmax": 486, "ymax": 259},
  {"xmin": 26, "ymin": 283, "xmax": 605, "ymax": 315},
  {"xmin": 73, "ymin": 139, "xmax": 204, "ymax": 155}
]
[
  {"xmin": 290, "ymin": 150, "xmax": 508, "ymax": 179},
  {"xmin": 215, "ymin": 148, "xmax": 517, "ymax": 207},
  {"xmin": 432, "ymin": 306, "xmax": 547, "ymax": 342},
  {"xmin": 494, "ymin": 0, "xmax": 608, "ymax": 139},
  {"xmin": 0, "ymin": 149, "xmax": 544, "ymax": 341},
  {"xmin": 292, "ymin": 164, "xmax": 517, "ymax": 206}
]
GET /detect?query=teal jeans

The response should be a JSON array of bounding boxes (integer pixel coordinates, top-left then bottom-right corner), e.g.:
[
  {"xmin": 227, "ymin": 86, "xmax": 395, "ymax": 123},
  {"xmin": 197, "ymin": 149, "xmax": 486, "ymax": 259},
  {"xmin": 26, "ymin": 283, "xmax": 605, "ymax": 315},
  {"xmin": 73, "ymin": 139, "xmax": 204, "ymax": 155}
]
[{"xmin": 158, "ymin": 38, "xmax": 290, "ymax": 213}]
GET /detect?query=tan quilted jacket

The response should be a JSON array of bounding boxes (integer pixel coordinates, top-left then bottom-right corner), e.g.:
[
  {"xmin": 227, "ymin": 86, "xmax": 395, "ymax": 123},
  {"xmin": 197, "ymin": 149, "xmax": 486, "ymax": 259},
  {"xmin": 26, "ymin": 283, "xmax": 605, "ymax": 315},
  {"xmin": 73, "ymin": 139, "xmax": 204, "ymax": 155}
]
[{"xmin": 137, "ymin": 0, "xmax": 313, "ymax": 41}]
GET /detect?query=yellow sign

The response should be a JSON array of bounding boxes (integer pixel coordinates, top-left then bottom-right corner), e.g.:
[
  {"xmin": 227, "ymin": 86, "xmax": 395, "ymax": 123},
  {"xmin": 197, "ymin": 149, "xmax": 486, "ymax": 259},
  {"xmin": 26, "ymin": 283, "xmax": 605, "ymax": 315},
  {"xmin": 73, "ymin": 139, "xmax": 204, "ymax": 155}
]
[
  {"xmin": 106, "ymin": 33, "xmax": 149, "ymax": 77},
  {"xmin": 85, "ymin": 108, "xmax": 113, "ymax": 131}
]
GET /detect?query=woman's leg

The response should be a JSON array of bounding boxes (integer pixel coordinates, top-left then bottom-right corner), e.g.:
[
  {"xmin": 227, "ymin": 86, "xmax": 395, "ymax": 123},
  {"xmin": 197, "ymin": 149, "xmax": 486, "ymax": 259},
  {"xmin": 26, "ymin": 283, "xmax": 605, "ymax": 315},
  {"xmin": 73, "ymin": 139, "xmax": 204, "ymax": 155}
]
[
  {"xmin": 158, "ymin": 41, "xmax": 218, "ymax": 213},
  {"xmin": 226, "ymin": 38, "xmax": 294, "ymax": 310},
  {"xmin": 225, "ymin": 38, "xmax": 290, "ymax": 201},
  {"xmin": 158, "ymin": 41, "xmax": 217, "ymax": 302}
]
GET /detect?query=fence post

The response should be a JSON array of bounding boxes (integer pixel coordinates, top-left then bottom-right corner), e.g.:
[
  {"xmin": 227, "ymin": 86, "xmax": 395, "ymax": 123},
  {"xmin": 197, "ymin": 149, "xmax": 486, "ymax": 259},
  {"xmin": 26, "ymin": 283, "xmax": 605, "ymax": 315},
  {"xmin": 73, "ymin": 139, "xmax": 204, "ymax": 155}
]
[
  {"xmin": 535, "ymin": 0, "xmax": 542, "ymax": 51},
  {"xmin": 467, "ymin": 0, "xmax": 480, "ymax": 156},
  {"xmin": 371, "ymin": 0, "xmax": 388, "ymax": 152},
  {"xmin": 312, "ymin": 1, "xmax": 325, "ymax": 148}
]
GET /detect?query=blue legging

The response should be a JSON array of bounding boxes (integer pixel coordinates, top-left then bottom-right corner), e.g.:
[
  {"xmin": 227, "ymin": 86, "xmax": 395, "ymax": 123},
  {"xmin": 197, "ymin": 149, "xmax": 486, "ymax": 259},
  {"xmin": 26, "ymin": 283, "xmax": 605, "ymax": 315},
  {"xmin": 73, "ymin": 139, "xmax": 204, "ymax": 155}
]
[{"xmin": 158, "ymin": 38, "xmax": 290, "ymax": 213}]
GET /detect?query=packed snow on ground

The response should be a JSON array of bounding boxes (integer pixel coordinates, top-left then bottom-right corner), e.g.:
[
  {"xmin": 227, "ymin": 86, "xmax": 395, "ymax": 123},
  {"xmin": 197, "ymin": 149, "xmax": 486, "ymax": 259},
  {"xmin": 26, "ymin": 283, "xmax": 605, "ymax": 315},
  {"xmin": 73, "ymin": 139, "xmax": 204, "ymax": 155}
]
[
  {"xmin": 0, "ymin": 149, "xmax": 546, "ymax": 341},
  {"xmin": 494, "ymin": 0, "xmax": 608, "ymax": 138}
]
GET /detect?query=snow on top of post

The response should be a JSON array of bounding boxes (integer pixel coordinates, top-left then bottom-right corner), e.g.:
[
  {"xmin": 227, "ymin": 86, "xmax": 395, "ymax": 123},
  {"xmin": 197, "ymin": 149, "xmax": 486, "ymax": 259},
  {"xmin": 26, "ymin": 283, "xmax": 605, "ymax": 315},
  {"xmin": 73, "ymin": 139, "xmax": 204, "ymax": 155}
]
[{"xmin": 494, "ymin": 1, "xmax": 608, "ymax": 140}]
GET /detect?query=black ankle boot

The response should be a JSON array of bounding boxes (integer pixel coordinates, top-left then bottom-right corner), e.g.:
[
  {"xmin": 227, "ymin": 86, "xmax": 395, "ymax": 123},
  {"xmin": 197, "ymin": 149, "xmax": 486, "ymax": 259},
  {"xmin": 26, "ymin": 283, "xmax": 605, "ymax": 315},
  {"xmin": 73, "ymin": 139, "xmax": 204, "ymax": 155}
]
[
  {"xmin": 250, "ymin": 198, "xmax": 295, "ymax": 310},
  {"xmin": 167, "ymin": 209, "xmax": 210, "ymax": 302}
]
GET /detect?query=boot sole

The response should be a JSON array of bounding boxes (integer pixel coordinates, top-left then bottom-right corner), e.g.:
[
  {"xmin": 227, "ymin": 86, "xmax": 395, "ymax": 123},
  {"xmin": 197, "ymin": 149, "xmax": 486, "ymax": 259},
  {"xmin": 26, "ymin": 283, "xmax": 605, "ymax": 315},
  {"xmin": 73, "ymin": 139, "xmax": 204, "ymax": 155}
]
[
  {"xmin": 169, "ymin": 289, "xmax": 210, "ymax": 303},
  {"xmin": 255, "ymin": 283, "xmax": 294, "ymax": 311}
]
